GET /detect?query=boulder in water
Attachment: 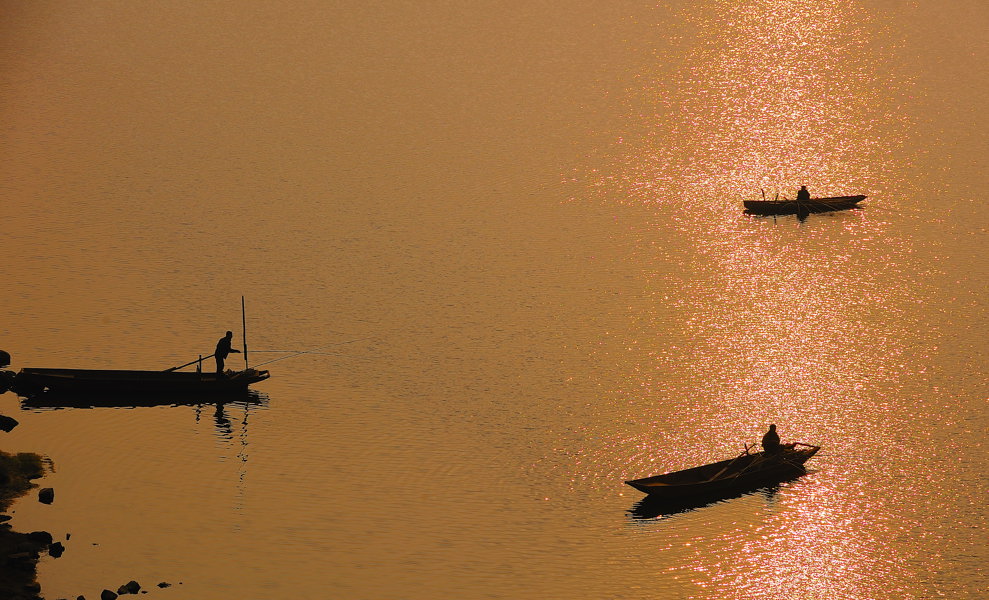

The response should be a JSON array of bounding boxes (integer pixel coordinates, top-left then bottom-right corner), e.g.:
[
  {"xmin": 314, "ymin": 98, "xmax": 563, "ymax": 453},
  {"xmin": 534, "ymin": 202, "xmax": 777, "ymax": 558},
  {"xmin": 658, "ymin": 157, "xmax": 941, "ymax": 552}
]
[
  {"xmin": 48, "ymin": 541, "xmax": 65, "ymax": 558},
  {"xmin": 117, "ymin": 580, "xmax": 140, "ymax": 594},
  {"xmin": 0, "ymin": 415, "xmax": 19, "ymax": 433}
]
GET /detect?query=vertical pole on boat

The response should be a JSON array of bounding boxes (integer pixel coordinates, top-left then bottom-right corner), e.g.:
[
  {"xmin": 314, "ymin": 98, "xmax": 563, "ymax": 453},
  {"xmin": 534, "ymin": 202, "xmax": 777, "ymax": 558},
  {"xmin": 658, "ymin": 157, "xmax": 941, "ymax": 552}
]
[{"xmin": 241, "ymin": 295, "xmax": 249, "ymax": 369}]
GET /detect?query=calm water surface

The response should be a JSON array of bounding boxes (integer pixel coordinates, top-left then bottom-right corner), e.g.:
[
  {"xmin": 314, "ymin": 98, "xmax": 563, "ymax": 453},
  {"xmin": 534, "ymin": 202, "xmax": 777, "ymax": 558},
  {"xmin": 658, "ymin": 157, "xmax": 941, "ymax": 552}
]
[{"xmin": 2, "ymin": 1, "xmax": 987, "ymax": 599}]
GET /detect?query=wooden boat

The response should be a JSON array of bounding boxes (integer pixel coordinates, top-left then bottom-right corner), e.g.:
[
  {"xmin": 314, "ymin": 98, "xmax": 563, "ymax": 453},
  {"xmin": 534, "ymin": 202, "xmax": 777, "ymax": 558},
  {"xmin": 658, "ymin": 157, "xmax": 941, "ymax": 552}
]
[
  {"xmin": 9, "ymin": 367, "xmax": 270, "ymax": 397},
  {"xmin": 744, "ymin": 195, "xmax": 866, "ymax": 216},
  {"xmin": 1, "ymin": 299, "xmax": 271, "ymax": 399},
  {"xmin": 625, "ymin": 443, "xmax": 820, "ymax": 500}
]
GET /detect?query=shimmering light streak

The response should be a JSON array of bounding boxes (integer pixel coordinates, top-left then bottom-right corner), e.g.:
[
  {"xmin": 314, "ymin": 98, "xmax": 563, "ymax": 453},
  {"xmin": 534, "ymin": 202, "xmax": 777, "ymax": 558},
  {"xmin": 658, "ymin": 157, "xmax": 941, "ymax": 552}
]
[
  {"xmin": 607, "ymin": 0, "xmax": 913, "ymax": 219},
  {"xmin": 561, "ymin": 2, "xmax": 941, "ymax": 599}
]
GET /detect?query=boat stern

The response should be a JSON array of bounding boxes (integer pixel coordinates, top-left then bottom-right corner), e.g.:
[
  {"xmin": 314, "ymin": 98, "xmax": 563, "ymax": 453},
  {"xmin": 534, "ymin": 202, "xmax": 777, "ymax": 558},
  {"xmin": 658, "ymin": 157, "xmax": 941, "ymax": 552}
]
[{"xmin": 230, "ymin": 368, "xmax": 270, "ymax": 385}]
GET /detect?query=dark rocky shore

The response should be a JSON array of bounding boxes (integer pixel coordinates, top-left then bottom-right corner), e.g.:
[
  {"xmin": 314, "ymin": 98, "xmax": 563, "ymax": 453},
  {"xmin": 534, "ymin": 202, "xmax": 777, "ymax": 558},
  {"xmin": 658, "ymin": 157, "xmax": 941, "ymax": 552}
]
[
  {"xmin": 0, "ymin": 407, "xmax": 177, "ymax": 600},
  {"xmin": 0, "ymin": 447, "xmax": 52, "ymax": 600}
]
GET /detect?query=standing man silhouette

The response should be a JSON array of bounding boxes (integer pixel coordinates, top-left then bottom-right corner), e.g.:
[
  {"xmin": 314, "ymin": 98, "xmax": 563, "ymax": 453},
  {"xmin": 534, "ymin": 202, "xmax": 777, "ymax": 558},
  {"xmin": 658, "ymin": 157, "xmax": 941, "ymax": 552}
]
[{"xmin": 214, "ymin": 330, "xmax": 241, "ymax": 376}]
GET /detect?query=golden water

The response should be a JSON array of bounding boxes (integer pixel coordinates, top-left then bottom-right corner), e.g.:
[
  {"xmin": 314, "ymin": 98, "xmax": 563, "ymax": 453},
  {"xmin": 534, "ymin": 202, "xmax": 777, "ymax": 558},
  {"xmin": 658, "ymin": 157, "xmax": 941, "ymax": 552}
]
[{"xmin": 2, "ymin": 2, "xmax": 986, "ymax": 598}]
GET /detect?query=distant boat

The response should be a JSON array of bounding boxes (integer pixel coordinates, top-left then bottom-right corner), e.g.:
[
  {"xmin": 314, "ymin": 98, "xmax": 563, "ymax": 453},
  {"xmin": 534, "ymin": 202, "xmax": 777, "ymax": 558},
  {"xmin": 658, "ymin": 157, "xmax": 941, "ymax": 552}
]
[
  {"xmin": 744, "ymin": 195, "xmax": 866, "ymax": 216},
  {"xmin": 7, "ymin": 367, "xmax": 270, "ymax": 398},
  {"xmin": 625, "ymin": 443, "xmax": 820, "ymax": 500}
]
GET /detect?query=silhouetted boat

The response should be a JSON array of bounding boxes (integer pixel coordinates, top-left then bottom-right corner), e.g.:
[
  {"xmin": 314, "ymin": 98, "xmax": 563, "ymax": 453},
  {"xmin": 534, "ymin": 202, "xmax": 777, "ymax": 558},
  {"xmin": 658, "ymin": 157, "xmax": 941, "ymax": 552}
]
[
  {"xmin": 8, "ymin": 367, "xmax": 270, "ymax": 397},
  {"xmin": 744, "ymin": 195, "xmax": 866, "ymax": 216},
  {"xmin": 625, "ymin": 443, "xmax": 820, "ymax": 500}
]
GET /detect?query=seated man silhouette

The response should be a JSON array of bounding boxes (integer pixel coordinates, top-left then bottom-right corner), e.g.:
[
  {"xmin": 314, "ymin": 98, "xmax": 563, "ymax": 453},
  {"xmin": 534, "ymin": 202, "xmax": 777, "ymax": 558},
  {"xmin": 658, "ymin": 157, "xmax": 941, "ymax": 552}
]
[
  {"xmin": 761, "ymin": 424, "xmax": 796, "ymax": 454},
  {"xmin": 796, "ymin": 185, "xmax": 811, "ymax": 202}
]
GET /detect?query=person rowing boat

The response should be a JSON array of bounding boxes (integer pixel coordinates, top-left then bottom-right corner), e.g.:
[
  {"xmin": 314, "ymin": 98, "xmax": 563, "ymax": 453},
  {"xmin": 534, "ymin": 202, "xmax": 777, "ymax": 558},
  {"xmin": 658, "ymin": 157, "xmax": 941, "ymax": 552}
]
[
  {"xmin": 761, "ymin": 424, "xmax": 796, "ymax": 454},
  {"xmin": 796, "ymin": 185, "xmax": 810, "ymax": 203}
]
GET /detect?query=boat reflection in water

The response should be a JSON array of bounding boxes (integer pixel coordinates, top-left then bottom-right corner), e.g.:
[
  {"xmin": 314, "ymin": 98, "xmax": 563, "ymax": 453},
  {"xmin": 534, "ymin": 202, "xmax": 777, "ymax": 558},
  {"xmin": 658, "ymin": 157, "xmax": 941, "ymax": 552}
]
[
  {"xmin": 20, "ymin": 388, "xmax": 269, "ymax": 411},
  {"xmin": 628, "ymin": 477, "xmax": 807, "ymax": 521},
  {"xmin": 20, "ymin": 388, "xmax": 267, "ymax": 474}
]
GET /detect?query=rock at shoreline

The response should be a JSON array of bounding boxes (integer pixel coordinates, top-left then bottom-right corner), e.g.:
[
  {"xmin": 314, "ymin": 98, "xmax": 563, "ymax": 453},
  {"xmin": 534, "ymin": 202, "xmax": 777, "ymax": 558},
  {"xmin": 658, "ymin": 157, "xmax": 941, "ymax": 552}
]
[
  {"xmin": 48, "ymin": 541, "xmax": 65, "ymax": 558},
  {"xmin": 0, "ymin": 454, "xmax": 44, "ymax": 495},
  {"xmin": 26, "ymin": 531, "xmax": 52, "ymax": 546},
  {"xmin": 116, "ymin": 580, "xmax": 140, "ymax": 594},
  {"xmin": 100, "ymin": 590, "xmax": 117, "ymax": 600},
  {"xmin": 38, "ymin": 488, "xmax": 54, "ymax": 505},
  {"xmin": 0, "ymin": 415, "xmax": 19, "ymax": 433}
]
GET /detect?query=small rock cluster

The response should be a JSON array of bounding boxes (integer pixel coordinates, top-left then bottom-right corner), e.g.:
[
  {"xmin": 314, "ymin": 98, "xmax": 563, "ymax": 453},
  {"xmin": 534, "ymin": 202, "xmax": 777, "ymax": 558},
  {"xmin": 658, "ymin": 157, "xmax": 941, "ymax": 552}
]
[{"xmin": 54, "ymin": 580, "xmax": 177, "ymax": 600}]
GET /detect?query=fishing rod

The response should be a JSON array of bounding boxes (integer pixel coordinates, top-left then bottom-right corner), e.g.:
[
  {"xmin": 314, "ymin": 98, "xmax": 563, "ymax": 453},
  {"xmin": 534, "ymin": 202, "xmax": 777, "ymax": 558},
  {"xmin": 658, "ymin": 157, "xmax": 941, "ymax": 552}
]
[
  {"xmin": 250, "ymin": 337, "xmax": 376, "ymax": 368},
  {"xmin": 251, "ymin": 351, "xmax": 370, "ymax": 358}
]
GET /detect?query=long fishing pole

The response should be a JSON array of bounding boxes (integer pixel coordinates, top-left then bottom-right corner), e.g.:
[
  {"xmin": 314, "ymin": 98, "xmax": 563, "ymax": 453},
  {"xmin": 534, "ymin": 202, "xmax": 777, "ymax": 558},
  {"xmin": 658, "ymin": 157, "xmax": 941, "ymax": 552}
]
[
  {"xmin": 242, "ymin": 295, "xmax": 249, "ymax": 369},
  {"xmin": 251, "ymin": 337, "xmax": 375, "ymax": 368}
]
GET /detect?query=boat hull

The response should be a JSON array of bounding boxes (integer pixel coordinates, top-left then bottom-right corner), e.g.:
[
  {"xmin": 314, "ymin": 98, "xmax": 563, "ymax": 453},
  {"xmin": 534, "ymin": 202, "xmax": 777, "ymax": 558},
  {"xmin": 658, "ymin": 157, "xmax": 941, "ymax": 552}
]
[
  {"xmin": 744, "ymin": 195, "xmax": 866, "ymax": 216},
  {"xmin": 625, "ymin": 445, "xmax": 820, "ymax": 500},
  {"xmin": 12, "ymin": 367, "xmax": 270, "ymax": 397}
]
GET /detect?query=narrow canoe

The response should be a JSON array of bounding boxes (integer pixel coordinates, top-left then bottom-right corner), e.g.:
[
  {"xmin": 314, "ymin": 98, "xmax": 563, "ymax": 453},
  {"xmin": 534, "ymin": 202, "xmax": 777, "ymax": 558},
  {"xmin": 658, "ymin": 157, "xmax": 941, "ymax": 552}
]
[
  {"xmin": 10, "ymin": 367, "xmax": 270, "ymax": 397},
  {"xmin": 625, "ymin": 444, "xmax": 820, "ymax": 500},
  {"xmin": 743, "ymin": 195, "xmax": 866, "ymax": 215}
]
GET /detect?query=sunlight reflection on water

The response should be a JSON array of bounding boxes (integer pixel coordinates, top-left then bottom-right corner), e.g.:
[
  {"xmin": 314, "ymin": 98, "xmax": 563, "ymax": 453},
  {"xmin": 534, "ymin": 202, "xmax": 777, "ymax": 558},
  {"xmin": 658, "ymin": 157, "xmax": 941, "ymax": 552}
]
[
  {"xmin": 610, "ymin": 0, "xmax": 912, "ymax": 215},
  {"xmin": 564, "ymin": 1, "xmax": 953, "ymax": 599}
]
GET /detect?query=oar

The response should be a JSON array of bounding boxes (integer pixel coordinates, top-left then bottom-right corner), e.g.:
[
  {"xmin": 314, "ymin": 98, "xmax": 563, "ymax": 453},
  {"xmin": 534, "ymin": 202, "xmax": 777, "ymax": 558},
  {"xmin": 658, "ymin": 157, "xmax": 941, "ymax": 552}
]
[
  {"xmin": 164, "ymin": 354, "xmax": 215, "ymax": 372},
  {"xmin": 791, "ymin": 442, "xmax": 820, "ymax": 450},
  {"xmin": 706, "ymin": 444, "xmax": 754, "ymax": 482}
]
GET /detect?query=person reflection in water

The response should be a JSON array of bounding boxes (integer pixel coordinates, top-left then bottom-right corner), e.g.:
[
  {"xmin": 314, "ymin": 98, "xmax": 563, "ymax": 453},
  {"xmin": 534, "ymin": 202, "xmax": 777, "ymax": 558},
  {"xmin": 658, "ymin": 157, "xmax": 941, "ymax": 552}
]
[
  {"xmin": 214, "ymin": 330, "xmax": 241, "ymax": 376},
  {"xmin": 214, "ymin": 402, "xmax": 233, "ymax": 440},
  {"xmin": 796, "ymin": 185, "xmax": 811, "ymax": 203},
  {"xmin": 762, "ymin": 424, "xmax": 796, "ymax": 454}
]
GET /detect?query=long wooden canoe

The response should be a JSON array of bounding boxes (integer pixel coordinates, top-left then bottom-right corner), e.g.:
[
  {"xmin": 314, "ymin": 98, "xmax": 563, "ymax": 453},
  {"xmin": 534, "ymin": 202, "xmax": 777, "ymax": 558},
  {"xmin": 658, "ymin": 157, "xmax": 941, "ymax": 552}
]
[
  {"xmin": 10, "ymin": 367, "xmax": 269, "ymax": 397},
  {"xmin": 625, "ymin": 443, "xmax": 820, "ymax": 500},
  {"xmin": 744, "ymin": 195, "xmax": 866, "ymax": 215}
]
